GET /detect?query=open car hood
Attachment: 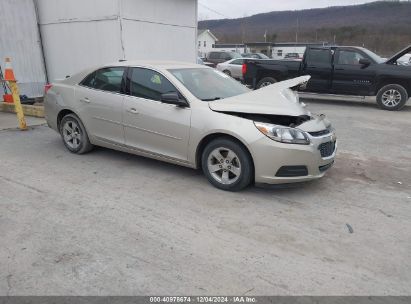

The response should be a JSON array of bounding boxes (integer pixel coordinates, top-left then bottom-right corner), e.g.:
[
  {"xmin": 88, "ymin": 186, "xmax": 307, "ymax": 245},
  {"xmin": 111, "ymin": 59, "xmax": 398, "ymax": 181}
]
[
  {"xmin": 209, "ymin": 76, "xmax": 311, "ymax": 117},
  {"xmin": 385, "ymin": 45, "xmax": 411, "ymax": 64}
]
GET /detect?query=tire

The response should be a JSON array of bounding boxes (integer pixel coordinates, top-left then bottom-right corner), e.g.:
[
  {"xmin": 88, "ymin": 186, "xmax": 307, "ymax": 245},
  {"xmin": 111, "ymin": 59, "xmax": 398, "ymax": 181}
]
[
  {"xmin": 59, "ymin": 113, "xmax": 93, "ymax": 154},
  {"xmin": 376, "ymin": 84, "xmax": 408, "ymax": 111},
  {"xmin": 223, "ymin": 70, "xmax": 232, "ymax": 77},
  {"xmin": 201, "ymin": 138, "xmax": 253, "ymax": 191},
  {"xmin": 257, "ymin": 77, "xmax": 277, "ymax": 89}
]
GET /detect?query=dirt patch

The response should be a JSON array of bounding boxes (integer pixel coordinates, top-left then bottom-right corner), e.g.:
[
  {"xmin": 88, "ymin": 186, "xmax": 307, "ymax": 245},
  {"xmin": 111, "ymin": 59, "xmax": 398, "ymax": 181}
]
[{"xmin": 328, "ymin": 151, "xmax": 411, "ymax": 190}]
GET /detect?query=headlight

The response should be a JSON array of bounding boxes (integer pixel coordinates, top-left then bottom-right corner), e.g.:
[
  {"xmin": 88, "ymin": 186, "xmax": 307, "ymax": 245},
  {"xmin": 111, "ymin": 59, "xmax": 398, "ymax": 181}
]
[{"xmin": 254, "ymin": 122, "xmax": 310, "ymax": 145}]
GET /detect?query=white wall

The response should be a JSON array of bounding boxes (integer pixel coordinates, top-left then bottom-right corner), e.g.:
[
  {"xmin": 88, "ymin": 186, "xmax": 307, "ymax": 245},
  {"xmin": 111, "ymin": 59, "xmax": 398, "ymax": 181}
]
[
  {"xmin": 122, "ymin": 0, "xmax": 197, "ymax": 62},
  {"xmin": 0, "ymin": 0, "xmax": 47, "ymax": 98},
  {"xmin": 36, "ymin": 0, "xmax": 198, "ymax": 82}
]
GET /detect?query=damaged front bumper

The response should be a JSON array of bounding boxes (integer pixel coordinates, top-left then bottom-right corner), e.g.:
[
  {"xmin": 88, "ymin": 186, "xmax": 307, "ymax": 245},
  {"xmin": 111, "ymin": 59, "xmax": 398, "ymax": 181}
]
[{"xmin": 251, "ymin": 126, "xmax": 337, "ymax": 184}]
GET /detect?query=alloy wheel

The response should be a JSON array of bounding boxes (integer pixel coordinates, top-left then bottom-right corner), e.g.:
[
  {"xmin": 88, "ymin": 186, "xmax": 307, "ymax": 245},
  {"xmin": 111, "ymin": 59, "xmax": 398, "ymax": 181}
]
[
  {"xmin": 207, "ymin": 147, "xmax": 242, "ymax": 185},
  {"xmin": 381, "ymin": 89, "xmax": 402, "ymax": 107},
  {"xmin": 62, "ymin": 120, "xmax": 82, "ymax": 149}
]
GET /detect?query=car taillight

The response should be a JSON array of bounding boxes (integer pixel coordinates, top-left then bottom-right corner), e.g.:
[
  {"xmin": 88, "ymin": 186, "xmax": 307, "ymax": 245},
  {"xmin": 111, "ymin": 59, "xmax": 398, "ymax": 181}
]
[
  {"xmin": 44, "ymin": 84, "xmax": 53, "ymax": 94},
  {"xmin": 242, "ymin": 63, "xmax": 247, "ymax": 75}
]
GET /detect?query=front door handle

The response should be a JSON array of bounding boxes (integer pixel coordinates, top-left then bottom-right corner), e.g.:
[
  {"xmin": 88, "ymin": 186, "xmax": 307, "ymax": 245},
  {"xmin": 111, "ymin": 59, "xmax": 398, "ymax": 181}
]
[
  {"xmin": 128, "ymin": 108, "xmax": 139, "ymax": 114},
  {"xmin": 80, "ymin": 97, "xmax": 90, "ymax": 103}
]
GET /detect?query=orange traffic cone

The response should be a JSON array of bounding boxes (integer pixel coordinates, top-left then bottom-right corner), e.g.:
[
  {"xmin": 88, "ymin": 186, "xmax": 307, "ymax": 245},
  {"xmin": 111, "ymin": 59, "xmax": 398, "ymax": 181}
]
[
  {"xmin": 4, "ymin": 57, "xmax": 16, "ymax": 82},
  {"xmin": 3, "ymin": 57, "xmax": 27, "ymax": 130}
]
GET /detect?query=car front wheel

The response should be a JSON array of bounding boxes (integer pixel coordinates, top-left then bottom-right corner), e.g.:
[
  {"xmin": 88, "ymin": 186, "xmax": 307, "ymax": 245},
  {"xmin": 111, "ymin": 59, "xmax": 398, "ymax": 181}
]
[
  {"xmin": 376, "ymin": 84, "xmax": 408, "ymax": 111},
  {"xmin": 201, "ymin": 138, "xmax": 253, "ymax": 191},
  {"xmin": 60, "ymin": 113, "xmax": 93, "ymax": 154}
]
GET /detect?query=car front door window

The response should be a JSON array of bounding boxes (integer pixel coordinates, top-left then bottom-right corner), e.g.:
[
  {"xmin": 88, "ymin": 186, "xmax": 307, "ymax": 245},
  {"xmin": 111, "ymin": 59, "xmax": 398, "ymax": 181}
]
[
  {"xmin": 337, "ymin": 50, "xmax": 366, "ymax": 65},
  {"xmin": 129, "ymin": 68, "xmax": 178, "ymax": 101}
]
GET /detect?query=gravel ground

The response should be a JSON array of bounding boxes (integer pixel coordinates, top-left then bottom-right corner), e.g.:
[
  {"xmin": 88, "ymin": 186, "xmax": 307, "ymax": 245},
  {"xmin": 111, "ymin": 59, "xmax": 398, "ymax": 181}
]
[{"xmin": 0, "ymin": 100, "xmax": 410, "ymax": 295}]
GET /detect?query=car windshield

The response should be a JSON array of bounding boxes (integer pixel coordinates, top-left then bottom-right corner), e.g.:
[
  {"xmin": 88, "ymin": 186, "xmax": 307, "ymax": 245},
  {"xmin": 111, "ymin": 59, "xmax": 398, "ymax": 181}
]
[
  {"xmin": 361, "ymin": 48, "xmax": 385, "ymax": 63},
  {"xmin": 169, "ymin": 68, "xmax": 250, "ymax": 101}
]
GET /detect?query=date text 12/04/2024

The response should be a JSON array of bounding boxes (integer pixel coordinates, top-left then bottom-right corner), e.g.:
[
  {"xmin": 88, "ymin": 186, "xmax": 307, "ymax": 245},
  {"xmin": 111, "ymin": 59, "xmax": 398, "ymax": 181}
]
[{"xmin": 149, "ymin": 297, "xmax": 257, "ymax": 303}]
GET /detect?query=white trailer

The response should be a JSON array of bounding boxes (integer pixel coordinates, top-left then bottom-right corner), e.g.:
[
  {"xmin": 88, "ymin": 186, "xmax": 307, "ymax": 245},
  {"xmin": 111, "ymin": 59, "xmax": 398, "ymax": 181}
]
[
  {"xmin": 271, "ymin": 46, "xmax": 307, "ymax": 60},
  {"xmin": 0, "ymin": 0, "xmax": 47, "ymax": 98}
]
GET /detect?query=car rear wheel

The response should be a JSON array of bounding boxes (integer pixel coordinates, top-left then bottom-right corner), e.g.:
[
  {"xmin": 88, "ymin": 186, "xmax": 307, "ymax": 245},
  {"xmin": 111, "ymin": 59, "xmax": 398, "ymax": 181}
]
[
  {"xmin": 201, "ymin": 138, "xmax": 253, "ymax": 191},
  {"xmin": 223, "ymin": 70, "xmax": 231, "ymax": 77},
  {"xmin": 257, "ymin": 77, "xmax": 277, "ymax": 89},
  {"xmin": 376, "ymin": 84, "xmax": 408, "ymax": 111},
  {"xmin": 60, "ymin": 113, "xmax": 93, "ymax": 154}
]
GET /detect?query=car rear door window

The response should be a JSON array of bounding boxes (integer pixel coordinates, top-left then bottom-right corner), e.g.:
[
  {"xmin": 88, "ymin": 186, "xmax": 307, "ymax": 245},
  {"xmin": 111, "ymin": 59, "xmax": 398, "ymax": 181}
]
[
  {"xmin": 81, "ymin": 72, "xmax": 96, "ymax": 87},
  {"xmin": 128, "ymin": 68, "xmax": 178, "ymax": 101},
  {"xmin": 81, "ymin": 67, "xmax": 125, "ymax": 93},
  {"xmin": 308, "ymin": 49, "xmax": 332, "ymax": 65}
]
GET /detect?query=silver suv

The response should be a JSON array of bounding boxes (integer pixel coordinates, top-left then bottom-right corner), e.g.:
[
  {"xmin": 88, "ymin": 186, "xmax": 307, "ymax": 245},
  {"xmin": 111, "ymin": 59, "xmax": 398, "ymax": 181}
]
[{"xmin": 206, "ymin": 51, "xmax": 242, "ymax": 67}]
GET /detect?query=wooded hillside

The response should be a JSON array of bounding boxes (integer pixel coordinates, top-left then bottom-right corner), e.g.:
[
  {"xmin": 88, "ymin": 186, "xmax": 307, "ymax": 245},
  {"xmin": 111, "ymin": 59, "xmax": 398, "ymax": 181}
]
[{"xmin": 198, "ymin": 1, "xmax": 411, "ymax": 56}]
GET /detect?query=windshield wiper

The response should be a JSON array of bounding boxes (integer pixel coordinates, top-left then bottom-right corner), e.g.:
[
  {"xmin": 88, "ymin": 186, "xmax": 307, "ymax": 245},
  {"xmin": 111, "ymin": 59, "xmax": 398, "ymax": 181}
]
[{"xmin": 202, "ymin": 97, "xmax": 221, "ymax": 101}]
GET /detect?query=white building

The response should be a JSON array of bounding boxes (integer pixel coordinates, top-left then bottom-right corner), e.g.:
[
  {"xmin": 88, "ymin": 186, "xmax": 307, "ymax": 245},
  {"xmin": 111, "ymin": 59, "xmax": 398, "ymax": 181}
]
[
  {"xmin": 213, "ymin": 44, "xmax": 245, "ymax": 54},
  {"xmin": 0, "ymin": 0, "xmax": 198, "ymax": 98},
  {"xmin": 271, "ymin": 43, "xmax": 328, "ymax": 59},
  {"xmin": 0, "ymin": 0, "xmax": 47, "ymax": 98},
  {"xmin": 197, "ymin": 29, "xmax": 218, "ymax": 57}
]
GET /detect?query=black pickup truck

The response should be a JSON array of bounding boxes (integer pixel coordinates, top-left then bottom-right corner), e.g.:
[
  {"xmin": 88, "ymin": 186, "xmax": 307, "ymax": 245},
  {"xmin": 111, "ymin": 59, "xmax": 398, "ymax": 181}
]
[{"xmin": 242, "ymin": 45, "xmax": 411, "ymax": 111}]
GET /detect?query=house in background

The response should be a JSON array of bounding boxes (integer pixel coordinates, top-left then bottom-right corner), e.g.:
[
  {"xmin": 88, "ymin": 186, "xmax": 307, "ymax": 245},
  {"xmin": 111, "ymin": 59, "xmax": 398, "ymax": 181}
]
[{"xmin": 197, "ymin": 29, "xmax": 218, "ymax": 57}]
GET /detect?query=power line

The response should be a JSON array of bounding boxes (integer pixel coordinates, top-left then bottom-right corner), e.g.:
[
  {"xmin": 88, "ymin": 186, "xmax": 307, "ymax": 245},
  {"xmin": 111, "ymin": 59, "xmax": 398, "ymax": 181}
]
[{"xmin": 198, "ymin": 2, "xmax": 230, "ymax": 19}]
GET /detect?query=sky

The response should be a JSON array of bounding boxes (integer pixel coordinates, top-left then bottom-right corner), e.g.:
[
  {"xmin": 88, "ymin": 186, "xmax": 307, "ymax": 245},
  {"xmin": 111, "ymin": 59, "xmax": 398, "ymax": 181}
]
[{"xmin": 198, "ymin": 0, "xmax": 381, "ymax": 20}]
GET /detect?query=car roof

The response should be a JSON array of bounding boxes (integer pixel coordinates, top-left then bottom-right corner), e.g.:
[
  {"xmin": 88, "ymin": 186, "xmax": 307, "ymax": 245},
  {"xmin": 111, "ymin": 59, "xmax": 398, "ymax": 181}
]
[{"xmin": 102, "ymin": 60, "xmax": 207, "ymax": 70}]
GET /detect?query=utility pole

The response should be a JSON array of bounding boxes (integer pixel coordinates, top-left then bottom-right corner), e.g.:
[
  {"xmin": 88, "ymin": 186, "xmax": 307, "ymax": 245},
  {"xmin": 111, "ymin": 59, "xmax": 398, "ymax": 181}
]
[{"xmin": 296, "ymin": 13, "xmax": 299, "ymax": 43}]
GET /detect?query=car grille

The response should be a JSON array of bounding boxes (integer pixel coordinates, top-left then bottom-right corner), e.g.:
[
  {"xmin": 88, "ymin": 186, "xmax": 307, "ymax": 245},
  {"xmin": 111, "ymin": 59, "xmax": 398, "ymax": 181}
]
[{"xmin": 318, "ymin": 141, "xmax": 336, "ymax": 157}]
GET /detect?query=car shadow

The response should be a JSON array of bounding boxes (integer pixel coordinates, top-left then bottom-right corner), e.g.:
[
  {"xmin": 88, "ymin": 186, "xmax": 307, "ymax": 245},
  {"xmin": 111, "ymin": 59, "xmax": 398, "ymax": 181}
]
[
  {"xmin": 48, "ymin": 129, "xmax": 333, "ymax": 197},
  {"xmin": 91, "ymin": 146, "xmax": 328, "ymax": 196}
]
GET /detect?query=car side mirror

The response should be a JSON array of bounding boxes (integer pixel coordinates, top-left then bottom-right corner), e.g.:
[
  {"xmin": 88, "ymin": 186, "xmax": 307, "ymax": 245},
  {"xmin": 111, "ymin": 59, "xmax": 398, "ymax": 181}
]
[
  {"xmin": 359, "ymin": 58, "xmax": 371, "ymax": 66},
  {"xmin": 161, "ymin": 92, "xmax": 188, "ymax": 107}
]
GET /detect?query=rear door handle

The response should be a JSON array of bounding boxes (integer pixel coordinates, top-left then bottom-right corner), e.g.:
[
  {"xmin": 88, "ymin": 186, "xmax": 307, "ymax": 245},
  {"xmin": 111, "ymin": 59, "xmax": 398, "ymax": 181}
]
[
  {"xmin": 128, "ymin": 108, "xmax": 139, "ymax": 114},
  {"xmin": 80, "ymin": 97, "xmax": 90, "ymax": 103}
]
